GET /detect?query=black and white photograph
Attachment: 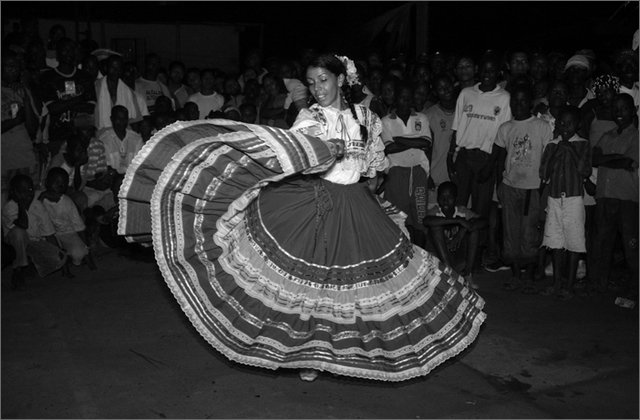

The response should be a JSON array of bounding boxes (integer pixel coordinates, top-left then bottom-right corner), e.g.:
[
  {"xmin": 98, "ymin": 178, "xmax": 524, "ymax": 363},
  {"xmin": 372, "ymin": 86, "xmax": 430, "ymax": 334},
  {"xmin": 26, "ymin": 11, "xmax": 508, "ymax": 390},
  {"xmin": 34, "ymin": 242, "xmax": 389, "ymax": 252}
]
[{"xmin": 1, "ymin": 1, "xmax": 638, "ymax": 418}]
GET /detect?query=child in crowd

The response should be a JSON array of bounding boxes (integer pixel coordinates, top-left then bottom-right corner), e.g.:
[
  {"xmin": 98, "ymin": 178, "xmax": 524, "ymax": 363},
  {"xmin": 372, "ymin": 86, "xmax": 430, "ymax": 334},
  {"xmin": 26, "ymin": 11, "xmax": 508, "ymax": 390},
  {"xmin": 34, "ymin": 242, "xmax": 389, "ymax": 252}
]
[
  {"xmin": 591, "ymin": 93, "xmax": 639, "ymax": 302},
  {"xmin": 39, "ymin": 168, "xmax": 95, "ymax": 273},
  {"xmin": 424, "ymin": 74, "xmax": 456, "ymax": 207},
  {"xmin": 2, "ymin": 174, "xmax": 67, "ymax": 289},
  {"xmin": 239, "ymin": 103, "xmax": 258, "ymax": 124},
  {"xmin": 370, "ymin": 76, "xmax": 397, "ymax": 118},
  {"xmin": 183, "ymin": 102, "xmax": 200, "ymax": 121},
  {"xmin": 539, "ymin": 106, "xmax": 591, "ymax": 300},
  {"xmin": 423, "ymin": 182, "xmax": 486, "ymax": 289},
  {"xmin": 381, "ymin": 82, "xmax": 432, "ymax": 247},
  {"xmin": 187, "ymin": 69, "xmax": 224, "ymax": 119},
  {"xmin": 493, "ymin": 86, "xmax": 553, "ymax": 293}
]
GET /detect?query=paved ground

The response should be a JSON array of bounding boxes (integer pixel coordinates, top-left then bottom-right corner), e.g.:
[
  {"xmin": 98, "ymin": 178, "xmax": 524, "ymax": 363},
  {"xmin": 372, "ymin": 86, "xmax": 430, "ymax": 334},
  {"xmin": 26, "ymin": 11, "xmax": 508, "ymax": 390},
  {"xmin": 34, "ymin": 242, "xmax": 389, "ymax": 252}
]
[{"xmin": 2, "ymin": 246, "xmax": 638, "ymax": 419}]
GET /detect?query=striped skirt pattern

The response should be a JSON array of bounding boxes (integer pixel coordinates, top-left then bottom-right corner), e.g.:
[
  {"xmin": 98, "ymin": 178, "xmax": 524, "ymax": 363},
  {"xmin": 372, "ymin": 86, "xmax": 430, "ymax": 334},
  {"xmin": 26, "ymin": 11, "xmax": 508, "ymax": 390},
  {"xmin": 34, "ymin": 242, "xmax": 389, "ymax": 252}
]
[{"xmin": 118, "ymin": 120, "xmax": 486, "ymax": 381}]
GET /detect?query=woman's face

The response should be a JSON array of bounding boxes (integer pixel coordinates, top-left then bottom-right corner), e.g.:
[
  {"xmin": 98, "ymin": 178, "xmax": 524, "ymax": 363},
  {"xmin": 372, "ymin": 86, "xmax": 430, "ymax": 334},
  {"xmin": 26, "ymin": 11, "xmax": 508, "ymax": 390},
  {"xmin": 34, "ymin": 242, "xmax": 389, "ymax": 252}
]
[{"xmin": 306, "ymin": 66, "xmax": 343, "ymax": 109}]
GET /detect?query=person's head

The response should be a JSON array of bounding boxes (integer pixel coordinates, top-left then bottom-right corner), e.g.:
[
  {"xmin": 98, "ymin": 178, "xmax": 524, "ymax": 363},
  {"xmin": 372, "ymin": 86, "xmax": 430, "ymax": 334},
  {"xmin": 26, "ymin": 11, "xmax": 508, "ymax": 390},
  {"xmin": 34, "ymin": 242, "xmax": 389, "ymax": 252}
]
[
  {"xmin": 144, "ymin": 53, "xmax": 161, "ymax": 79},
  {"xmin": 122, "ymin": 61, "xmax": 138, "ymax": 89},
  {"xmin": 547, "ymin": 80, "xmax": 569, "ymax": 108},
  {"xmin": 56, "ymin": 37, "xmax": 77, "ymax": 67},
  {"xmin": 9, "ymin": 174, "xmax": 35, "ymax": 205},
  {"xmin": 430, "ymin": 52, "xmax": 446, "ymax": 76},
  {"xmin": 506, "ymin": 74, "xmax": 532, "ymax": 94},
  {"xmin": 239, "ymin": 103, "xmax": 257, "ymax": 124},
  {"xmin": 243, "ymin": 78, "xmax": 261, "ymax": 100},
  {"xmin": 613, "ymin": 50, "xmax": 639, "ymax": 87},
  {"xmin": 412, "ymin": 81, "xmax": 429, "ymax": 111},
  {"xmin": 380, "ymin": 76, "xmax": 398, "ymax": 107},
  {"xmin": 529, "ymin": 53, "xmax": 549, "ymax": 82},
  {"xmin": 183, "ymin": 102, "xmax": 200, "ymax": 121},
  {"xmin": 48, "ymin": 24, "xmax": 66, "ymax": 45},
  {"xmin": 433, "ymin": 74, "xmax": 455, "ymax": 104},
  {"xmin": 153, "ymin": 112, "xmax": 175, "ymax": 131},
  {"xmin": 592, "ymin": 74, "xmax": 620, "ymax": 108},
  {"xmin": 367, "ymin": 67, "xmax": 384, "ymax": 95},
  {"xmin": 478, "ymin": 56, "xmax": 499, "ymax": 89},
  {"xmin": 411, "ymin": 63, "xmax": 430, "ymax": 85},
  {"xmin": 82, "ymin": 54, "xmax": 100, "ymax": 80},
  {"xmin": 612, "ymin": 93, "xmax": 636, "ymax": 130},
  {"xmin": 185, "ymin": 67, "xmax": 201, "ymax": 92},
  {"xmin": 138, "ymin": 116, "xmax": 154, "ymax": 141},
  {"xmin": 387, "ymin": 63, "xmax": 404, "ymax": 80},
  {"xmin": 305, "ymin": 54, "xmax": 346, "ymax": 109},
  {"xmin": 223, "ymin": 76, "xmax": 241, "ymax": 97},
  {"xmin": 110, "ymin": 105, "xmax": 129, "ymax": 132},
  {"xmin": 556, "ymin": 105, "xmax": 581, "ymax": 140},
  {"xmin": 1, "ymin": 50, "xmax": 21, "ymax": 83},
  {"xmin": 224, "ymin": 107, "xmax": 241, "ymax": 121},
  {"xmin": 510, "ymin": 85, "xmax": 533, "ymax": 120},
  {"xmin": 65, "ymin": 133, "xmax": 89, "ymax": 166},
  {"xmin": 533, "ymin": 78, "xmax": 550, "ymax": 100},
  {"xmin": 455, "ymin": 55, "xmax": 476, "ymax": 85},
  {"xmin": 168, "ymin": 61, "xmax": 185, "ymax": 85},
  {"xmin": 563, "ymin": 54, "xmax": 591, "ymax": 87},
  {"xmin": 106, "ymin": 54, "xmax": 123, "ymax": 82},
  {"xmin": 200, "ymin": 68, "xmax": 215, "ymax": 92},
  {"xmin": 394, "ymin": 82, "xmax": 413, "ymax": 115},
  {"xmin": 45, "ymin": 167, "xmax": 69, "ymax": 197},
  {"xmin": 244, "ymin": 49, "xmax": 262, "ymax": 70},
  {"xmin": 367, "ymin": 51, "xmax": 383, "ymax": 70},
  {"xmin": 437, "ymin": 181, "xmax": 458, "ymax": 214},
  {"xmin": 547, "ymin": 52, "xmax": 567, "ymax": 81},
  {"xmin": 262, "ymin": 73, "xmax": 285, "ymax": 96},
  {"xmin": 278, "ymin": 60, "xmax": 297, "ymax": 80},
  {"xmin": 154, "ymin": 95, "xmax": 173, "ymax": 115},
  {"xmin": 508, "ymin": 51, "xmax": 529, "ymax": 76}
]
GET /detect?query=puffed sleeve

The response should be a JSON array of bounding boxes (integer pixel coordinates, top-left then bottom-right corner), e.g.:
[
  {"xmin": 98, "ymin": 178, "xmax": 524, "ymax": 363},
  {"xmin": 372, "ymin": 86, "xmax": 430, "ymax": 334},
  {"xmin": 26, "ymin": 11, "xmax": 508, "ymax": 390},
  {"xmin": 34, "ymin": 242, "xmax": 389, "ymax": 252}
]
[
  {"xmin": 290, "ymin": 106, "xmax": 327, "ymax": 138},
  {"xmin": 362, "ymin": 107, "xmax": 389, "ymax": 177}
]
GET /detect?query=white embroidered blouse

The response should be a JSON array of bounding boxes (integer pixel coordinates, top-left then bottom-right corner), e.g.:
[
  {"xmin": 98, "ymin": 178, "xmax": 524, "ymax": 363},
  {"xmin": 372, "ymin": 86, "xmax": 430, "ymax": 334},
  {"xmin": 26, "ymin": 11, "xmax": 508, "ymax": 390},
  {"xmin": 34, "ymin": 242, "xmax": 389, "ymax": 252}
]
[{"xmin": 291, "ymin": 103, "xmax": 388, "ymax": 185}]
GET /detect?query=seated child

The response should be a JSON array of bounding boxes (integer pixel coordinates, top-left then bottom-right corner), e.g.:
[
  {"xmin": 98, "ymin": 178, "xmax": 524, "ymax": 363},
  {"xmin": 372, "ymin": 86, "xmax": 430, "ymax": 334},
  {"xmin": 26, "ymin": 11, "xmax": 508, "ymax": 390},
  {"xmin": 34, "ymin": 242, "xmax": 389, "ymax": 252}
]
[
  {"xmin": 539, "ymin": 105, "xmax": 591, "ymax": 300},
  {"xmin": 39, "ymin": 168, "xmax": 96, "ymax": 272},
  {"xmin": 1, "ymin": 174, "xmax": 67, "ymax": 288},
  {"xmin": 422, "ymin": 181, "xmax": 486, "ymax": 289}
]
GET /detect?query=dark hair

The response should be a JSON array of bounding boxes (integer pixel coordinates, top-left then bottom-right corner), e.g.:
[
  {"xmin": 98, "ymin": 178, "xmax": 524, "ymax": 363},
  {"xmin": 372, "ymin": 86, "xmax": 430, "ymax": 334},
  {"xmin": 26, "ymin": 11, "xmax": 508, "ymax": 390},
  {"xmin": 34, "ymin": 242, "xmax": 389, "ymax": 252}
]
[
  {"xmin": 169, "ymin": 60, "xmax": 185, "ymax": 72},
  {"xmin": 8, "ymin": 174, "xmax": 33, "ymax": 201},
  {"xmin": 55, "ymin": 37, "xmax": 74, "ymax": 55},
  {"xmin": 307, "ymin": 53, "xmax": 368, "ymax": 143},
  {"xmin": 111, "ymin": 105, "xmax": 128, "ymax": 118},
  {"xmin": 615, "ymin": 92, "xmax": 635, "ymax": 110},
  {"xmin": 395, "ymin": 81, "xmax": 414, "ymax": 100},
  {"xmin": 438, "ymin": 181, "xmax": 458, "ymax": 197},
  {"xmin": 510, "ymin": 84, "xmax": 534, "ymax": 102},
  {"xmin": 432, "ymin": 73, "xmax": 454, "ymax": 87},
  {"xmin": 45, "ymin": 167, "xmax": 69, "ymax": 190}
]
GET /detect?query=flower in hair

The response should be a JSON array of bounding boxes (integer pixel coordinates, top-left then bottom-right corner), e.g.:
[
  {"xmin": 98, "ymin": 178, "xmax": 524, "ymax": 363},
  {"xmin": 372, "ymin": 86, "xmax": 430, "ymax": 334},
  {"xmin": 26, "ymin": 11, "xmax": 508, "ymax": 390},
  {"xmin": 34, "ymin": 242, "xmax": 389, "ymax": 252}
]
[
  {"xmin": 335, "ymin": 55, "xmax": 360, "ymax": 86},
  {"xmin": 592, "ymin": 74, "xmax": 620, "ymax": 94}
]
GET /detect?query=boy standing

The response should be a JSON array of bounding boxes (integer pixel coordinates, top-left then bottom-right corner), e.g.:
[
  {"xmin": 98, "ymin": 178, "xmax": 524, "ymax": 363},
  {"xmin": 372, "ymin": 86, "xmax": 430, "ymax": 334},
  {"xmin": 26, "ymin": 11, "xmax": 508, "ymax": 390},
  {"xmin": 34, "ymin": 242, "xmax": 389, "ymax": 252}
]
[
  {"xmin": 591, "ymin": 93, "xmax": 639, "ymax": 303},
  {"xmin": 494, "ymin": 86, "xmax": 553, "ymax": 292},
  {"xmin": 539, "ymin": 106, "xmax": 592, "ymax": 300}
]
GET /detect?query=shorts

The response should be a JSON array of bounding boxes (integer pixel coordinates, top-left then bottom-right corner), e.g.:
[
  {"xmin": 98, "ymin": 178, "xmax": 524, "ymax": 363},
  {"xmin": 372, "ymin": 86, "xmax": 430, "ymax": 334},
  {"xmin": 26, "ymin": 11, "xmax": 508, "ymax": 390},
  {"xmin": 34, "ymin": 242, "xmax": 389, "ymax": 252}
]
[{"xmin": 542, "ymin": 195, "xmax": 586, "ymax": 253}]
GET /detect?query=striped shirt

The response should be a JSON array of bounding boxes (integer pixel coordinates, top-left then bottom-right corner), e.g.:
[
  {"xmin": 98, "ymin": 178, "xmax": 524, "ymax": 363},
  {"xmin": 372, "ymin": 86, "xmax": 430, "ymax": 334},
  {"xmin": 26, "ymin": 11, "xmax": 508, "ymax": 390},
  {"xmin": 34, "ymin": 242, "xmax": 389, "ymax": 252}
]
[{"xmin": 539, "ymin": 134, "xmax": 591, "ymax": 198}]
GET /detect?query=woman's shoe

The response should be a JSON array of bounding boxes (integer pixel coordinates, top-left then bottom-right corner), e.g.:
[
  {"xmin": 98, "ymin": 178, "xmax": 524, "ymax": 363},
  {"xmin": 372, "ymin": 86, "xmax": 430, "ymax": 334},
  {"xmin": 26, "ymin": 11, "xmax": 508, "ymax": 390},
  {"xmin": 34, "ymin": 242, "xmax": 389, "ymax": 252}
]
[{"xmin": 299, "ymin": 369, "xmax": 319, "ymax": 382}]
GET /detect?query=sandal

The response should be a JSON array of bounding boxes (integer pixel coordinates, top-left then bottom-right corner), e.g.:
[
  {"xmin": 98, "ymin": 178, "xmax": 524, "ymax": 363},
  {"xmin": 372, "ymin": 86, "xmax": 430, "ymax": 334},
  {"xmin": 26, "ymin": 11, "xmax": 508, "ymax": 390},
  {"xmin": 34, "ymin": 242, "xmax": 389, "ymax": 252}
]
[{"xmin": 299, "ymin": 369, "xmax": 319, "ymax": 382}]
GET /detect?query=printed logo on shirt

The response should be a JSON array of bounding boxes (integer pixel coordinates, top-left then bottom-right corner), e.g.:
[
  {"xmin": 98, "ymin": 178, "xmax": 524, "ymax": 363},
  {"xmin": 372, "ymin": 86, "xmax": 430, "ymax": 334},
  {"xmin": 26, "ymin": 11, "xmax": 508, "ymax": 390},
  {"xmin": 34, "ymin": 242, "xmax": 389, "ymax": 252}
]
[
  {"xmin": 494, "ymin": 106, "xmax": 501, "ymax": 116},
  {"xmin": 463, "ymin": 104, "xmax": 473, "ymax": 113},
  {"xmin": 512, "ymin": 134, "xmax": 532, "ymax": 165},
  {"xmin": 415, "ymin": 120, "xmax": 422, "ymax": 131},
  {"xmin": 440, "ymin": 119, "xmax": 447, "ymax": 131}
]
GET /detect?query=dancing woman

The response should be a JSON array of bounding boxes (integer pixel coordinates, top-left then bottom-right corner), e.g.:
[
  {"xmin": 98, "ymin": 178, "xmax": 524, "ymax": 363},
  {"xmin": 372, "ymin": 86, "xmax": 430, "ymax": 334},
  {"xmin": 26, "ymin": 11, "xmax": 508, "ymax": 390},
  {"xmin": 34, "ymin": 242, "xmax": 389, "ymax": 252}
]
[{"xmin": 118, "ymin": 53, "xmax": 486, "ymax": 382}]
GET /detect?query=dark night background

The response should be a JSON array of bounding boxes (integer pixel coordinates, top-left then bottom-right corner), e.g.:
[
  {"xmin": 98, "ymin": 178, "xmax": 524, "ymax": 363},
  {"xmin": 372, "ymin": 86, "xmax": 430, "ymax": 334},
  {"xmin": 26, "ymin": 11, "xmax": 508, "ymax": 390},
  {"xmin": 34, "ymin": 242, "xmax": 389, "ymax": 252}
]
[{"xmin": 2, "ymin": 1, "xmax": 638, "ymax": 62}]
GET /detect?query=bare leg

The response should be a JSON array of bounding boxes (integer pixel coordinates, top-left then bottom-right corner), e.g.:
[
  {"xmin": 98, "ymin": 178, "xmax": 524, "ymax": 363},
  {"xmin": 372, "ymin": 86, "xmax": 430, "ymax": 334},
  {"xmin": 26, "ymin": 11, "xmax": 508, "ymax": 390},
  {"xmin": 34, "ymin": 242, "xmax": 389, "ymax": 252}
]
[{"xmin": 428, "ymin": 226, "xmax": 455, "ymax": 268}]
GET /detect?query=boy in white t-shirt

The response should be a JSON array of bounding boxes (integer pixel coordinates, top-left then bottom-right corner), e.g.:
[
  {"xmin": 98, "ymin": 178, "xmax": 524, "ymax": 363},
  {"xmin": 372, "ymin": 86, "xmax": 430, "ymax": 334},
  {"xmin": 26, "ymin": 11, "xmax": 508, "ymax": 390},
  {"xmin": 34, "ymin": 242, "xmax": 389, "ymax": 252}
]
[{"xmin": 381, "ymin": 82, "xmax": 432, "ymax": 246}]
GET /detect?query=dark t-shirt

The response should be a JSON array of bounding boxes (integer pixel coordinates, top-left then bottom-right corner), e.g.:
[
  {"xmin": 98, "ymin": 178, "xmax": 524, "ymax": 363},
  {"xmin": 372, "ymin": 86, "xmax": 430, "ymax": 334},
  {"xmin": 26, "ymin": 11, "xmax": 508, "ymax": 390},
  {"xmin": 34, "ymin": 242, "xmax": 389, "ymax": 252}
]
[{"xmin": 39, "ymin": 67, "xmax": 96, "ymax": 144}]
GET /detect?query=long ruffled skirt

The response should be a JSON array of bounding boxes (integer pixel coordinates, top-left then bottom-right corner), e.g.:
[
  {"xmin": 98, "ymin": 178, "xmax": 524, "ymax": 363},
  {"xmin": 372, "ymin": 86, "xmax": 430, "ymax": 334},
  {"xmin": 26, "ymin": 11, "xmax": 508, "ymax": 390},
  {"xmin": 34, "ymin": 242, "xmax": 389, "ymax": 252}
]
[{"xmin": 118, "ymin": 120, "xmax": 486, "ymax": 381}]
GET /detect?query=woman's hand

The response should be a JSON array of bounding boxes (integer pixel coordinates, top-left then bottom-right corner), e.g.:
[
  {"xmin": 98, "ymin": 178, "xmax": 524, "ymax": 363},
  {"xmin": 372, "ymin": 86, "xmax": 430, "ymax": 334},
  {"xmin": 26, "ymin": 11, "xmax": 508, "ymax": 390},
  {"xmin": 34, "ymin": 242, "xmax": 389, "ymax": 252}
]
[{"xmin": 327, "ymin": 139, "xmax": 345, "ymax": 159}]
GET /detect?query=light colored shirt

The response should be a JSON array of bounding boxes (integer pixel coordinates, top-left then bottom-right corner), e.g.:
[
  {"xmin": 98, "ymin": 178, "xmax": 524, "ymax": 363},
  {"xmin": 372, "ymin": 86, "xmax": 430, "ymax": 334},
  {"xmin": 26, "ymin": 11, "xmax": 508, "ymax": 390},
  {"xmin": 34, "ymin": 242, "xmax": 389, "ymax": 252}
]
[
  {"xmin": 42, "ymin": 195, "xmax": 85, "ymax": 234},
  {"xmin": 424, "ymin": 104, "xmax": 454, "ymax": 186},
  {"xmin": 495, "ymin": 116, "xmax": 553, "ymax": 189},
  {"xmin": 187, "ymin": 92, "xmax": 225, "ymax": 119},
  {"xmin": 595, "ymin": 125, "xmax": 639, "ymax": 202},
  {"xmin": 2, "ymin": 199, "xmax": 56, "ymax": 240},
  {"xmin": 452, "ymin": 83, "xmax": 512, "ymax": 153},
  {"xmin": 99, "ymin": 128, "xmax": 144, "ymax": 174}
]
